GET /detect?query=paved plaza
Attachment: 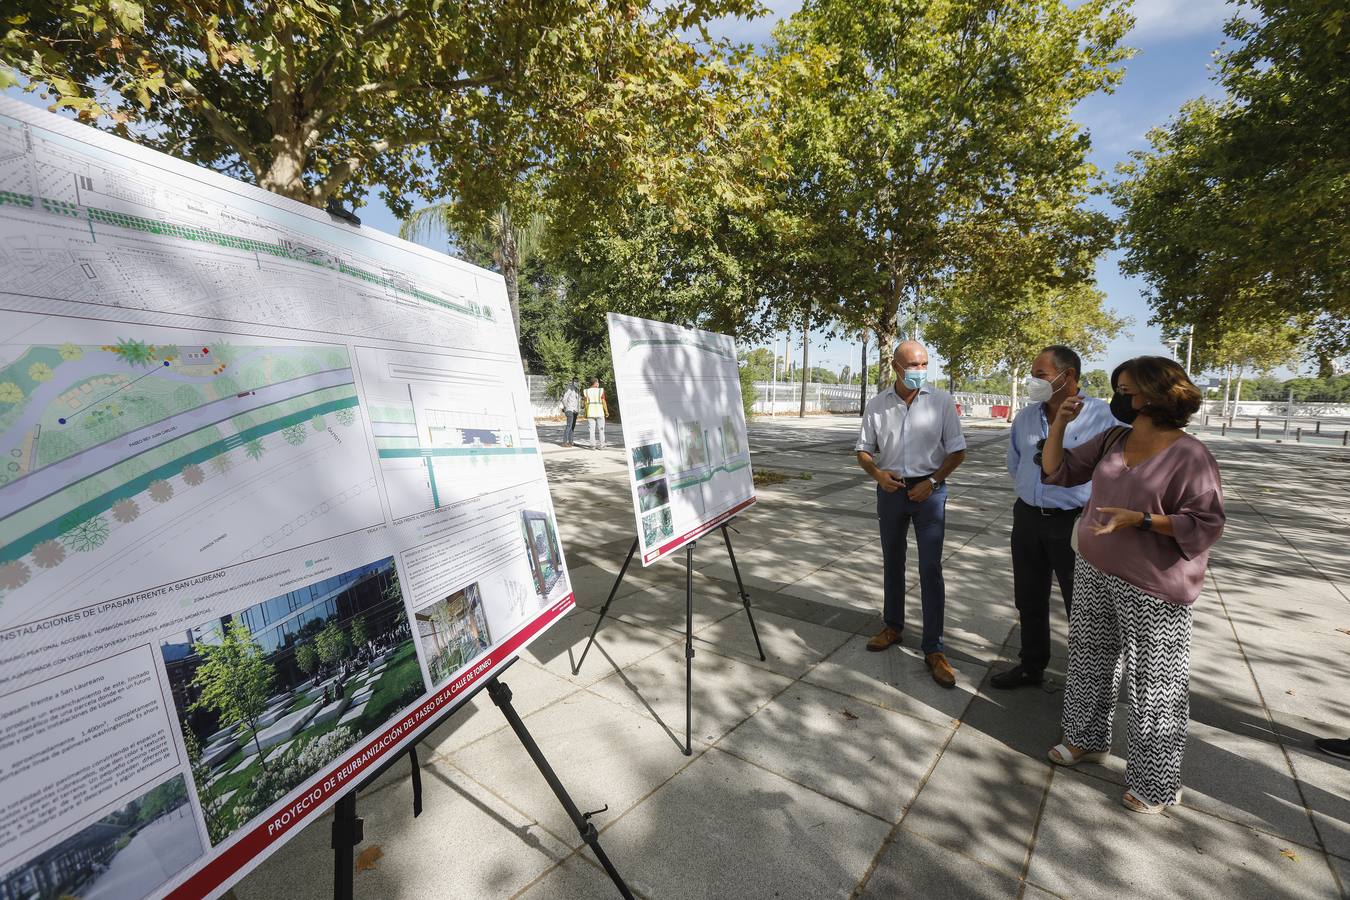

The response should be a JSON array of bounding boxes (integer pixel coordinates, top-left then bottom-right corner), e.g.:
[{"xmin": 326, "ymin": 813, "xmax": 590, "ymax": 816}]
[{"xmin": 234, "ymin": 416, "xmax": 1350, "ymax": 900}]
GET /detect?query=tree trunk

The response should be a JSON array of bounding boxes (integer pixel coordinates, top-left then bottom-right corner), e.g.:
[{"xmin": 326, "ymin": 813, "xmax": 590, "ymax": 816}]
[
  {"xmin": 859, "ymin": 331, "xmax": 868, "ymax": 416},
  {"xmin": 799, "ymin": 306, "xmax": 810, "ymax": 418},
  {"xmin": 1008, "ymin": 364, "xmax": 1020, "ymax": 422},
  {"xmin": 250, "ymin": 721, "xmax": 269, "ymax": 773},
  {"xmin": 497, "ymin": 207, "xmax": 522, "ymax": 338},
  {"xmin": 258, "ymin": 132, "xmax": 310, "ymax": 204}
]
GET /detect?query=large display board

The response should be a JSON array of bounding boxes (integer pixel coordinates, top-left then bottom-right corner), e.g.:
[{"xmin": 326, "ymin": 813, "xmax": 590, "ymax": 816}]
[
  {"xmin": 0, "ymin": 98, "xmax": 575, "ymax": 900},
  {"xmin": 606, "ymin": 313, "xmax": 755, "ymax": 564}
]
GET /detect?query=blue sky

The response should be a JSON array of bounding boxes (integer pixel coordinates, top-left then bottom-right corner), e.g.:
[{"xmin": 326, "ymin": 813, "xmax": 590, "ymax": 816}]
[{"xmin": 6, "ymin": 0, "xmax": 1278, "ymax": 379}]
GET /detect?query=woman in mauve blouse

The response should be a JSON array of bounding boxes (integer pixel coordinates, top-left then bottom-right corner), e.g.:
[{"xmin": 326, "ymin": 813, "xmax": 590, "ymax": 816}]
[{"xmin": 1039, "ymin": 356, "xmax": 1224, "ymax": 813}]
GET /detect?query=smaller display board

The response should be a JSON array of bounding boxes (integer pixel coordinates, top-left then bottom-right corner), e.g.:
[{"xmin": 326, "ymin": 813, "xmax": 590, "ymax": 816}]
[{"xmin": 606, "ymin": 314, "xmax": 755, "ymax": 564}]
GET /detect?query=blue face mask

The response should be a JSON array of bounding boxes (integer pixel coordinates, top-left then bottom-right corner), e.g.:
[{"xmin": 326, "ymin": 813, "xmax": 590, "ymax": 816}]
[{"xmin": 902, "ymin": 370, "xmax": 926, "ymax": 391}]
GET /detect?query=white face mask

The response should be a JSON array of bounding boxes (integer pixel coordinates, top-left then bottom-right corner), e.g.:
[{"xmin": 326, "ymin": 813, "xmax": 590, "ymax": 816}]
[{"xmin": 1026, "ymin": 370, "xmax": 1067, "ymax": 403}]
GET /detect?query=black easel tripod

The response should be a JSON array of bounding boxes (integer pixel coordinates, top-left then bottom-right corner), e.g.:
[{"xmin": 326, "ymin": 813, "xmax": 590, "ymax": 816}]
[
  {"xmin": 330, "ymin": 659, "xmax": 634, "ymax": 900},
  {"xmin": 572, "ymin": 521, "xmax": 765, "ymax": 755}
]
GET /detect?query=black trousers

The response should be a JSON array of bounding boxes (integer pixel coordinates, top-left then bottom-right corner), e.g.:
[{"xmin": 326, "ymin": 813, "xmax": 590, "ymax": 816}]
[{"xmin": 1010, "ymin": 499, "xmax": 1080, "ymax": 673}]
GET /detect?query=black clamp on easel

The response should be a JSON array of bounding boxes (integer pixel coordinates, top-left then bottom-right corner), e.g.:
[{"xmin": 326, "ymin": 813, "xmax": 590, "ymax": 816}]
[
  {"xmin": 573, "ymin": 520, "xmax": 765, "ymax": 755},
  {"xmin": 330, "ymin": 659, "xmax": 634, "ymax": 900}
]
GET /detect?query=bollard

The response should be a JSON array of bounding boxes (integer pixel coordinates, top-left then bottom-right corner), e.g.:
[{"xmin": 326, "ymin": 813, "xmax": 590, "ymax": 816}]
[
  {"xmin": 1316, "ymin": 421, "xmax": 1321, "ymax": 435},
  {"xmin": 1296, "ymin": 427, "xmax": 1302, "ymax": 442},
  {"xmin": 1344, "ymin": 430, "xmax": 1348, "ymax": 446},
  {"xmin": 1204, "ymin": 414, "xmax": 1210, "ymax": 427},
  {"xmin": 1255, "ymin": 419, "xmax": 1261, "ymax": 440},
  {"xmin": 1221, "ymin": 422, "xmax": 1227, "ymax": 436}
]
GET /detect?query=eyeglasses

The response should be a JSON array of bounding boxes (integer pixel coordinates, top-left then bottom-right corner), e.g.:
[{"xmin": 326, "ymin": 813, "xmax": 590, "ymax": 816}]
[{"xmin": 1034, "ymin": 438, "xmax": 1046, "ymax": 466}]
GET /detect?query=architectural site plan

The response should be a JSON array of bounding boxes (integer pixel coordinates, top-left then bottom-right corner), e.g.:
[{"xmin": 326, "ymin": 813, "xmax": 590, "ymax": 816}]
[{"xmin": 0, "ymin": 98, "xmax": 574, "ymax": 900}]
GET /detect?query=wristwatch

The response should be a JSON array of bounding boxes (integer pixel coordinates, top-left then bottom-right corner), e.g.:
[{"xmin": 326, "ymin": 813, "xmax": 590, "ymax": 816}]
[
  {"xmin": 1139, "ymin": 512, "xmax": 1153, "ymax": 531},
  {"xmin": 929, "ymin": 477, "xmax": 940, "ymax": 490}
]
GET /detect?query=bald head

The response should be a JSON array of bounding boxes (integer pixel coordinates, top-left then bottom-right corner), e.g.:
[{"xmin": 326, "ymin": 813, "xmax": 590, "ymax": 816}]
[{"xmin": 894, "ymin": 340, "xmax": 928, "ymax": 367}]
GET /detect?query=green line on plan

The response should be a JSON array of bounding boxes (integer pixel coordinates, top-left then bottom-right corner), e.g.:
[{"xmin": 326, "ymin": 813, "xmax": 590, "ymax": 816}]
[
  {"xmin": 669, "ymin": 458, "xmax": 751, "ymax": 490},
  {"xmin": 2, "ymin": 395, "xmax": 359, "ymax": 562},
  {"xmin": 377, "ymin": 447, "xmax": 539, "ymax": 459}
]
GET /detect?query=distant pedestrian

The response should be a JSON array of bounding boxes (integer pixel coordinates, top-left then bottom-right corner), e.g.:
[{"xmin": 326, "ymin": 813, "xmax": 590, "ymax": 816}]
[
  {"xmin": 561, "ymin": 378, "xmax": 581, "ymax": 447},
  {"xmin": 855, "ymin": 340, "xmax": 967, "ymax": 688},
  {"xmin": 1041, "ymin": 356, "xmax": 1225, "ymax": 813},
  {"xmin": 993, "ymin": 345, "xmax": 1122, "ymax": 690},
  {"xmin": 585, "ymin": 378, "xmax": 609, "ymax": 450}
]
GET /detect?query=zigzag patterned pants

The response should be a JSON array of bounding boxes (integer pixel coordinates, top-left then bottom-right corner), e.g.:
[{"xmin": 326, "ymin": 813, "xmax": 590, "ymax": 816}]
[{"xmin": 1061, "ymin": 557, "xmax": 1193, "ymax": 806}]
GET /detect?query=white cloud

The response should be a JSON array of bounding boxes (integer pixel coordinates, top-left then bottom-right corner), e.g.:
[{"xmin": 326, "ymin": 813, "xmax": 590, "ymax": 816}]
[{"xmin": 1126, "ymin": 0, "xmax": 1235, "ymax": 40}]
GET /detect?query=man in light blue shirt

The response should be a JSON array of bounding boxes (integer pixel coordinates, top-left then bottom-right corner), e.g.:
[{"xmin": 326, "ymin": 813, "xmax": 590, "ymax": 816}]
[
  {"xmin": 991, "ymin": 345, "xmax": 1121, "ymax": 689},
  {"xmin": 856, "ymin": 340, "xmax": 967, "ymax": 688}
]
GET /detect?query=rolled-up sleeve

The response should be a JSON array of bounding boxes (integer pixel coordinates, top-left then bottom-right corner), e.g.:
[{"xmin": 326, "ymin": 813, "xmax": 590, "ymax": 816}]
[
  {"xmin": 855, "ymin": 411, "xmax": 878, "ymax": 455},
  {"xmin": 1041, "ymin": 430, "xmax": 1107, "ymax": 488},
  {"xmin": 1169, "ymin": 460, "xmax": 1226, "ymax": 560},
  {"xmin": 943, "ymin": 399, "xmax": 967, "ymax": 453}
]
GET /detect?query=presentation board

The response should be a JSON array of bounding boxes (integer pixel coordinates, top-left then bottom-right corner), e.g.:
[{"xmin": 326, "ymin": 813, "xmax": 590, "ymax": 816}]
[
  {"xmin": 606, "ymin": 313, "xmax": 755, "ymax": 564},
  {"xmin": 0, "ymin": 98, "xmax": 575, "ymax": 900}
]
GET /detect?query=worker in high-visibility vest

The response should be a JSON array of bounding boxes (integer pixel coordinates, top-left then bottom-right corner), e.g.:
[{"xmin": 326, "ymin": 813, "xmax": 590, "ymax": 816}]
[{"xmin": 584, "ymin": 378, "xmax": 609, "ymax": 450}]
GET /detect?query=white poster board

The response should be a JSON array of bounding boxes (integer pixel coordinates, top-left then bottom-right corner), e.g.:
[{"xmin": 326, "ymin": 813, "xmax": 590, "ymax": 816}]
[
  {"xmin": 606, "ymin": 313, "xmax": 755, "ymax": 564},
  {"xmin": 0, "ymin": 98, "xmax": 575, "ymax": 900}
]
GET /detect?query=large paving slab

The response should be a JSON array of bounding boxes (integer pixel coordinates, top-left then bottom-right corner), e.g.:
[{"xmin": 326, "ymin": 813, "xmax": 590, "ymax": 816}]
[
  {"xmin": 802, "ymin": 635, "xmax": 988, "ymax": 727},
  {"xmin": 718, "ymin": 679, "xmax": 953, "ymax": 822},
  {"xmin": 597, "ymin": 747, "xmax": 893, "ymax": 900},
  {"xmin": 450, "ymin": 690, "xmax": 700, "ymax": 847},
  {"xmin": 1027, "ymin": 766, "xmax": 1342, "ymax": 900}
]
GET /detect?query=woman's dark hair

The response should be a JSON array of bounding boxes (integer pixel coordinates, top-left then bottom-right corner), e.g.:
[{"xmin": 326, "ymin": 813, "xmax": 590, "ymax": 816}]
[{"xmin": 1118, "ymin": 356, "xmax": 1202, "ymax": 429}]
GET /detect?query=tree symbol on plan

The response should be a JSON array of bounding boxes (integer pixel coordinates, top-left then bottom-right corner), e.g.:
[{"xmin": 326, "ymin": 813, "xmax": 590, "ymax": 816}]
[
  {"xmin": 0, "ymin": 560, "xmax": 31, "ymax": 590},
  {"xmin": 244, "ymin": 438, "xmax": 266, "ymax": 461},
  {"xmin": 149, "ymin": 479, "xmax": 175, "ymax": 502},
  {"xmin": 112, "ymin": 498, "xmax": 141, "ymax": 523},
  {"xmin": 182, "ymin": 463, "xmax": 206, "ymax": 486},
  {"xmin": 334, "ymin": 408, "xmax": 355, "ymax": 427},
  {"xmin": 58, "ymin": 343, "xmax": 84, "ymax": 361},
  {"xmin": 61, "ymin": 515, "xmax": 110, "ymax": 552},
  {"xmin": 32, "ymin": 540, "xmax": 66, "ymax": 569},
  {"xmin": 282, "ymin": 424, "xmax": 308, "ymax": 446},
  {"xmin": 106, "ymin": 339, "xmax": 160, "ymax": 367}
]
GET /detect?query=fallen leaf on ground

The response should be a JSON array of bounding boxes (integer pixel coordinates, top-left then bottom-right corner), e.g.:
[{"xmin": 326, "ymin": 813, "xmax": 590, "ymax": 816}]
[
  {"xmin": 1336, "ymin": 628, "xmax": 1350, "ymax": 637},
  {"xmin": 841, "ymin": 708, "xmax": 859, "ymax": 720},
  {"xmin": 1280, "ymin": 848, "xmax": 1299, "ymax": 862},
  {"xmin": 356, "ymin": 846, "xmax": 383, "ymax": 871}
]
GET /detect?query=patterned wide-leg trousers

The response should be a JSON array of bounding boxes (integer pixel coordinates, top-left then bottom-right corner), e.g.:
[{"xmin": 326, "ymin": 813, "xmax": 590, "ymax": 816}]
[{"xmin": 1061, "ymin": 556, "xmax": 1193, "ymax": 806}]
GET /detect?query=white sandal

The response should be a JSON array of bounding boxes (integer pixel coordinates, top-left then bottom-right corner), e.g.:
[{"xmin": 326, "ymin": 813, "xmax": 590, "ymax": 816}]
[
  {"xmin": 1122, "ymin": 788, "xmax": 1182, "ymax": 814},
  {"xmin": 1047, "ymin": 743, "xmax": 1108, "ymax": 767}
]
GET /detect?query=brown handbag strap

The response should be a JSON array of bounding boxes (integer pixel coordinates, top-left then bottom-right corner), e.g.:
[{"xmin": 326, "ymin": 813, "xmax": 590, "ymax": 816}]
[{"xmin": 1096, "ymin": 425, "xmax": 1129, "ymax": 466}]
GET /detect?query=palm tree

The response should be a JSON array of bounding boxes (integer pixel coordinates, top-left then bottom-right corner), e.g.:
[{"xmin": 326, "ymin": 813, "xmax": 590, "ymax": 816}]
[{"xmin": 401, "ymin": 202, "xmax": 545, "ymax": 337}]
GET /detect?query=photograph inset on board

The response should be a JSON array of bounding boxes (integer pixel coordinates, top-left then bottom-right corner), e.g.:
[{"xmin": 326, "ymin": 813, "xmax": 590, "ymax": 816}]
[
  {"xmin": 159, "ymin": 557, "xmax": 424, "ymax": 845},
  {"xmin": 416, "ymin": 583, "xmax": 492, "ymax": 688},
  {"xmin": 520, "ymin": 509, "xmax": 564, "ymax": 598},
  {"xmin": 642, "ymin": 508, "xmax": 675, "ymax": 546},
  {"xmin": 631, "ymin": 442, "xmax": 666, "ymax": 481},
  {"xmin": 637, "ymin": 479, "xmax": 671, "ymax": 513},
  {"xmin": 1, "ymin": 775, "xmax": 202, "ymax": 900}
]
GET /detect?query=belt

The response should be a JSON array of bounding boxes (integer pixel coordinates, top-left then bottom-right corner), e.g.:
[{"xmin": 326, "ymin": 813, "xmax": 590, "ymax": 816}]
[
  {"xmin": 901, "ymin": 474, "xmax": 940, "ymax": 489},
  {"xmin": 1017, "ymin": 499, "xmax": 1081, "ymax": 517}
]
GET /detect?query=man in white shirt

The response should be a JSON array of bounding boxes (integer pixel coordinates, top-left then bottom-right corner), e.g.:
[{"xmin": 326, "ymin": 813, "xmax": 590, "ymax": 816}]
[{"xmin": 855, "ymin": 341, "xmax": 967, "ymax": 688}]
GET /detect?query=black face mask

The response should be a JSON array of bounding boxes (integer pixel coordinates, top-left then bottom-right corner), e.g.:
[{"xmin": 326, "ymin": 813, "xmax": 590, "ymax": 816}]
[{"xmin": 1110, "ymin": 392, "xmax": 1139, "ymax": 424}]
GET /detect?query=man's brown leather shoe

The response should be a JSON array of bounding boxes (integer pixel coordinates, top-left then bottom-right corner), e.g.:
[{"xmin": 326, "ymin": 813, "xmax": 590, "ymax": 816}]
[
  {"xmin": 866, "ymin": 626, "xmax": 903, "ymax": 652},
  {"xmin": 926, "ymin": 652, "xmax": 956, "ymax": 688}
]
